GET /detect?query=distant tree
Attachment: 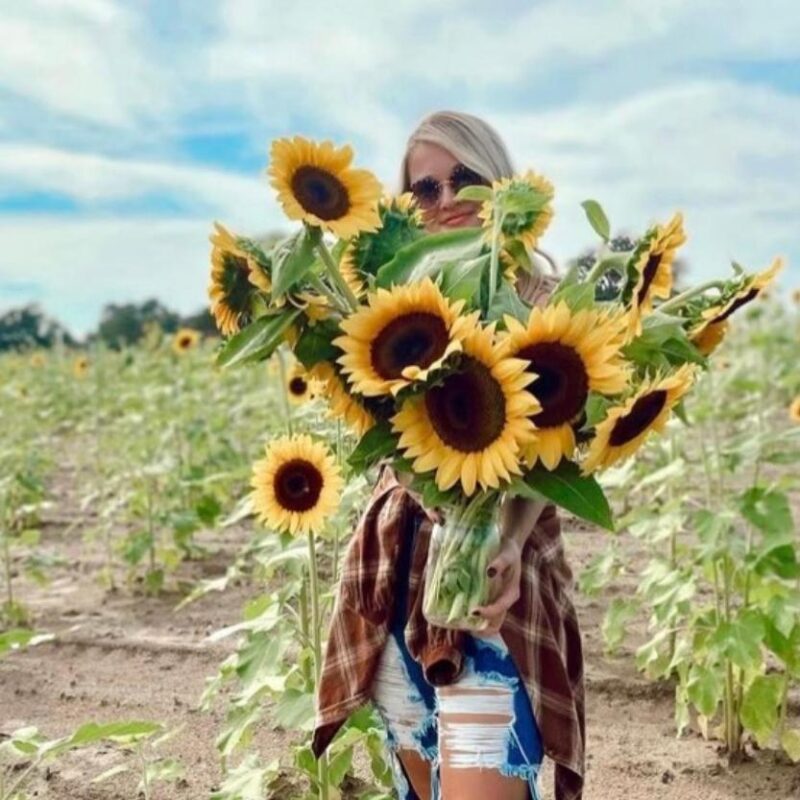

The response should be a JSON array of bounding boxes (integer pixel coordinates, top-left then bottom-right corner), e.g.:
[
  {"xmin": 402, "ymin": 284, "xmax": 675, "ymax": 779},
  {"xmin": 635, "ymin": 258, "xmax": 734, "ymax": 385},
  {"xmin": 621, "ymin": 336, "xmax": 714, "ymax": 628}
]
[
  {"xmin": 95, "ymin": 299, "xmax": 181, "ymax": 349},
  {"xmin": 178, "ymin": 308, "xmax": 218, "ymax": 336},
  {"xmin": 0, "ymin": 305, "xmax": 77, "ymax": 351}
]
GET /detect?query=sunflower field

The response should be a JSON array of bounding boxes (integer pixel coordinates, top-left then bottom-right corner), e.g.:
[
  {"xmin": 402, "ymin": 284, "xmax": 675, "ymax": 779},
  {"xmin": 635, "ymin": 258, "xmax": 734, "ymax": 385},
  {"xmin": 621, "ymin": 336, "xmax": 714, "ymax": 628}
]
[{"xmin": 1, "ymin": 140, "xmax": 799, "ymax": 800}]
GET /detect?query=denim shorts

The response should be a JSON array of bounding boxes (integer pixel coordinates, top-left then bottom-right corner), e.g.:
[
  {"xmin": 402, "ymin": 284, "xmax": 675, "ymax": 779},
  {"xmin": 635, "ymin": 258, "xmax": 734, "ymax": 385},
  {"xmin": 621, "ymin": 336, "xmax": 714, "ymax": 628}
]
[{"xmin": 370, "ymin": 515, "xmax": 544, "ymax": 800}]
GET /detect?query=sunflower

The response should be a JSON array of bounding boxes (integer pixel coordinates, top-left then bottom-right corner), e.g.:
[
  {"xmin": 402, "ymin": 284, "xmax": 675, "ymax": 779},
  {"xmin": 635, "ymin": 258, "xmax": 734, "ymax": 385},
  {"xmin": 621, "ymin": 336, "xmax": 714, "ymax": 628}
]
[
  {"xmin": 792, "ymin": 288, "xmax": 800, "ymax": 305},
  {"xmin": 625, "ymin": 213, "xmax": 686, "ymax": 339},
  {"xmin": 309, "ymin": 361, "xmax": 375, "ymax": 436},
  {"xmin": 268, "ymin": 136, "xmax": 382, "ymax": 239},
  {"xmin": 698, "ymin": 257, "xmax": 783, "ymax": 327},
  {"xmin": 30, "ymin": 352, "xmax": 46, "ymax": 368},
  {"xmin": 73, "ymin": 355, "xmax": 89, "ymax": 378},
  {"xmin": 391, "ymin": 321, "xmax": 539, "ymax": 496},
  {"xmin": 500, "ymin": 302, "xmax": 630, "ymax": 470},
  {"xmin": 286, "ymin": 364, "xmax": 319, "ymax": 404},
  {"xmin": 333, "ymin": 277, "xmax": 474, "ymax": 397},
  {"xmin": 689, "ymin": 319, "xmax": 729, "ymax": 357},
  {"xmin": 250, "ymin": 434, "xmax": 343, "ymax": 536},
  {"xmin": 790, "ymin": 397, "xmax": 800, "ymax": 424},
  {"xmin": 478, "ymin": 171, "xmax": 554, "ymax": 252},
  {"xmin": 172, "ymin": 328, "xmax": 200, "ymax": 354},
  {"xmin": 582, "ymin": 364, "xmax": 696, "ymax": 474},
  {"xmin": 339, "ymin": 193, "xmax": 425, "ymax": 298},
  {"xmin": 208, "ymin": 223, "xmax": 270, "ymax": 336}
]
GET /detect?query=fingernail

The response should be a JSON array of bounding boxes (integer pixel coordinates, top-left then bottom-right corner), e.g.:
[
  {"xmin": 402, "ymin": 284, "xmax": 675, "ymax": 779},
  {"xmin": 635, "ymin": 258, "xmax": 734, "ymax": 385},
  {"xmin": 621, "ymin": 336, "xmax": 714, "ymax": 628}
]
[{"xmin": 487, "ymin": 567, "xmax": 497, "ymax": 578}]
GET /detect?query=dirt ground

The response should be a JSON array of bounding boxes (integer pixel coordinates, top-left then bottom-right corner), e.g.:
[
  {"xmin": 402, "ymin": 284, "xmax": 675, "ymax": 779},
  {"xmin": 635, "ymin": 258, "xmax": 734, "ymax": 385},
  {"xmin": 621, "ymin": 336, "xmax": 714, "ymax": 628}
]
[{"xmin": 2, "ymin": 437, "xmax": 798, "ymax": 800}]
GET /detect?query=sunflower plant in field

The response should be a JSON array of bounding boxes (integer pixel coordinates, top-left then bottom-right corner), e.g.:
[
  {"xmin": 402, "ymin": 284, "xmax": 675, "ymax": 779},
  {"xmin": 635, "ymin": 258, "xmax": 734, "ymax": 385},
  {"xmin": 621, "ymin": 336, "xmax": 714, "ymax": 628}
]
[
  {"xmin": 209, "ymin": 134, "xmax": 787, "ymax": 638},
  {"xmin": 578, "ymin": 298, "xmax": 800, "ymax": 763}
]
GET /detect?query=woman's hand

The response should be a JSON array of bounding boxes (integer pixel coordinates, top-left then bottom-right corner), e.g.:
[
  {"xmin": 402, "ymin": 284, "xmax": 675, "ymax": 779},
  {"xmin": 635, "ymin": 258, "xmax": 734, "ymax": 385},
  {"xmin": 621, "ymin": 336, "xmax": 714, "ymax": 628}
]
[{"xmin": 470, "ymin": 536, "xmax": 523, "ymax": 637}]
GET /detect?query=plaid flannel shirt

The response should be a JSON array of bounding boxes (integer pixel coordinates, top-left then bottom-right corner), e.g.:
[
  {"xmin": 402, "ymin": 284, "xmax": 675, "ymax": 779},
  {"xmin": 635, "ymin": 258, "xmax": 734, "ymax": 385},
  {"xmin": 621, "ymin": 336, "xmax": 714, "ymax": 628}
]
[{"xmin": 311, "ymin": 272, "xmax": 586, "ymax": 800}]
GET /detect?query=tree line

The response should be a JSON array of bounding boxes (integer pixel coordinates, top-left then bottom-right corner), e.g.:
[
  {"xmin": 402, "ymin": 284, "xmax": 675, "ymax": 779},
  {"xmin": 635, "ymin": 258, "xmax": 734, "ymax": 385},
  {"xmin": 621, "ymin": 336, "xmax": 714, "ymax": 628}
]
[{"xmin": 0, "ymin": 300, "xmax": 217, "ymax": 352}]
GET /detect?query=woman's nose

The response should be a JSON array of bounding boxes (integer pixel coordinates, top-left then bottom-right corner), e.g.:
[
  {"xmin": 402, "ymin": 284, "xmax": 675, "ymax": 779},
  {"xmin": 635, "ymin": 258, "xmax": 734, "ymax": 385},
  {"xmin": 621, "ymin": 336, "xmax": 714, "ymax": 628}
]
[{"xmin": 438, "ymin": 181, "xmax": 456, "ymax": 209}]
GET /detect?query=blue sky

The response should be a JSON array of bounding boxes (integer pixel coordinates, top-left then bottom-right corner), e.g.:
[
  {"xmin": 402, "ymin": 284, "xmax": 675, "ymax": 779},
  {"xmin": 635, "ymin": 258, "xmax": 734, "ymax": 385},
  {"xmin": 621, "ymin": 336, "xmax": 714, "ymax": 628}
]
[{"xmin": 1, "ymin": 0, "xmax": 798, "ymax": 336}]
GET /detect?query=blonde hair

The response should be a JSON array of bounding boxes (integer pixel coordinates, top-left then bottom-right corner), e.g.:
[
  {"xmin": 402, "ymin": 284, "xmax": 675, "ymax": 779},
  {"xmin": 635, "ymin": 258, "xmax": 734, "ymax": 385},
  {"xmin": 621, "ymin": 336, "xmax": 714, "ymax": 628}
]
[
  {"xmin": 400, "ymin": 110, "xmax": 514, "ymax": 190},
  {"xmin": 400, "ymin": 110, "xmax": 558, "ymax": 279}
]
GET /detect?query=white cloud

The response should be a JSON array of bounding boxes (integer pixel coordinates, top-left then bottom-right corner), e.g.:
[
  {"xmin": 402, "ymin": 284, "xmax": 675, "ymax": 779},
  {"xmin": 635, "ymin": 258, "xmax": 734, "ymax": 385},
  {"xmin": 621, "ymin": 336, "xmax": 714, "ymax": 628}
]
[
  {"xmin": 0, "ymin": 144, "xmax": 277, "ymax": 226},
  {"xmin": 0, "ymin": 0, "xmax": 169, "ymax": 129},
  {"xmin": 0, "ymin": 216, "xmax": 221, "ymax": 336},
  {"xmin": 488, "ymin": 80, "xmax": 799, "ymax": 284}
]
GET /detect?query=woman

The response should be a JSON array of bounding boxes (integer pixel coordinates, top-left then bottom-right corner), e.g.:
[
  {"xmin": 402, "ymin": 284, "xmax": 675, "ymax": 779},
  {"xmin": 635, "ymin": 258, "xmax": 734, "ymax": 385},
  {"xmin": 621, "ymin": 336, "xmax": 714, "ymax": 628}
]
[{"xmin": 312, "ymin": 112, "xmax": 585, "ymax": 800}]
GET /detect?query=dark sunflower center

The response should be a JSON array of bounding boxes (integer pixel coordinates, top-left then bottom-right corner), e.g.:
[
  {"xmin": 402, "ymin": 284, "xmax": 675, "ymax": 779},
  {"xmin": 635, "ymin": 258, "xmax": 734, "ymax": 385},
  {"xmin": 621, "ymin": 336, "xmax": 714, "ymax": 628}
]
[
  {"xmin": 291, "ymin": 166, "xmax": 351, "ymax": 221},
  {"xmin": 516, "ymin": 342, "xmax": 589, "ymax": 428},
  {"xmin": 222, "ymin": 253, "xmax": 253, "ymax": 313},
  {"xmin": 289, "ymin": 377, "xmax": 308, "ymax": 396},
  {"xmin": 424, "ymin": 356, "xmax": 506, "ymax": 452},
  {"xmin": 179, "ymin": 336, "xmax": 192, "ymax": 348},
  {"xmin": 636, "ymin": 252, "xmax": 663, "ymax": 305},
  {"xmin": 712, "ymin": 288, "xmax": 758, "ymax": 322},
  {"xmin": 273, "ymin": 459, "xmax": 323, "ymax": 512},
  {"xmin": 371, "ymin": 313, "xmax": 449, "ymax": 380},
  {"xmin": 609, "ymin": 390, "xmax": 667, "ymax": 446}
]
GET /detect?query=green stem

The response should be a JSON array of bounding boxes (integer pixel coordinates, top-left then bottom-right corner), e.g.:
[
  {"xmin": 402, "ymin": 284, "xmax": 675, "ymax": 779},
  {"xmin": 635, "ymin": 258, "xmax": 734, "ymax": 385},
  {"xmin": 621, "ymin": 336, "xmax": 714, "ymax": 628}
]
[
  {"xmin": 657, "ymin": 280, "xmax": 727, "ymax": 315},
  {"xmin": 487, "ymin": 211, "xmax": 502, "ymax": 311},
  {"xmin": 585, "ymin": 252, "xmax": 625, "ymax": 283},
  {"xmin": 3, "ymin": 528, "xmax": 12, "ymax": 615},
  {"xmin": 316, "ymin": 240, "xmax": 359, "ymax": 312},
  {"xmin": 306, "ymin": 273, "xmax": 349, "ymax": 315},
  {"xmin": 138, "ymin": 743, "xmax": 151, "ymax": 800},
  {"xmin": 777, "ymin": 666, "xmax": 791, "ymax": 746},
  {"xmin": 146, "ymin": 479, "xmax": 156, "ymax": 581},
  {"xmin": 298, "ymin": 577, "xmax": 312, "ymax": 690},
  {"xmin": 307, "ymin": 528, "xmax": 329, "ymax": 800},
  {"xmin": 275, "ymin": 348, "xmax": 294, "ymax": 436}
]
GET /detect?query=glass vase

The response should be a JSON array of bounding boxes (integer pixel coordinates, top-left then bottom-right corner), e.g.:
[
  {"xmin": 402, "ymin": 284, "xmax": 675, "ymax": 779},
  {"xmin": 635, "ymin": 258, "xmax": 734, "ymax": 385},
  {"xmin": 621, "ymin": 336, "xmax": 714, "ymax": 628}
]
[{"xmin": 422, "ymin": 492, "xmax": 502, "ymax": 631}]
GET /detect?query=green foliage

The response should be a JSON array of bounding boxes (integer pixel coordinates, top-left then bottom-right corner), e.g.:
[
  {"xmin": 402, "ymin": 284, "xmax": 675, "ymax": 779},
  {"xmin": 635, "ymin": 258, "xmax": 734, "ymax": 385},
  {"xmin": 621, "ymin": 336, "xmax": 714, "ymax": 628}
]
[{"xmin": 580, "ymin": 199, "xmax": 610, "ymax": 242}]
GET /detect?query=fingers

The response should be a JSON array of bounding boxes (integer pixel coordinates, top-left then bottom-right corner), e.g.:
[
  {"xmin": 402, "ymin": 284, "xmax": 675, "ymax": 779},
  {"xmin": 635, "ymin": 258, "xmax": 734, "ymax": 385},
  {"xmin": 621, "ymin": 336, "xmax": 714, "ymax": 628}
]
[
  {"xmin": 485, "ymin": 539, "xmax": 520, "ymax": 579},
  {"xmin": 473, "ymin": 583, "xmax": 521, "ymax": 620}
]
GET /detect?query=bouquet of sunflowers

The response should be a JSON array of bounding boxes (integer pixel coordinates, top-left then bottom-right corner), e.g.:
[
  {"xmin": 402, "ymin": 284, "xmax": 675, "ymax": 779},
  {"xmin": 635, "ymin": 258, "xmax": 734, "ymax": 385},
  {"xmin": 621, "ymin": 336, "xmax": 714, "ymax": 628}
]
[{"xmin": 208, "ymin": 136, "xmax": 783, "ymax": 631}]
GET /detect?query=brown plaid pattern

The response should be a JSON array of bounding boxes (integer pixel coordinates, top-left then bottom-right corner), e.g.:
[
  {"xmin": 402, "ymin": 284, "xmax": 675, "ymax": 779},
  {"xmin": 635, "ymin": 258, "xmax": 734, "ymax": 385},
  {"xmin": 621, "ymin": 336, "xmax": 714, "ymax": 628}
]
[{"xmin": 311, "ymin": 272, "xmax": 586, "ymax": 800}]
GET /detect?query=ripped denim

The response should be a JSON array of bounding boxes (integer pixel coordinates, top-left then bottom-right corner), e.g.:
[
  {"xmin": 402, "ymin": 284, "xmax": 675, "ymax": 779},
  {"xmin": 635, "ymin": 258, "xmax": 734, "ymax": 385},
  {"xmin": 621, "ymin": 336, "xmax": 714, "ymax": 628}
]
[{"xmin": 370, "ymin": 517, "xmax": 544, "ymax": 800}]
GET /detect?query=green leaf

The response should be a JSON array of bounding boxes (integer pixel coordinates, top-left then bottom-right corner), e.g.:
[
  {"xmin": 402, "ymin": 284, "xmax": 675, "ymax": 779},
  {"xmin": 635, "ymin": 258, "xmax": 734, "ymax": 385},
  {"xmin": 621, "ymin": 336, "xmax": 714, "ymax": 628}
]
[
  {"xmin": 781, "ymin": 729, "xmax": 800, "ymax": 762},
  {"xmin": 273, "ymin": 688, "xmax": 315, "ymax": 731},
  {"xmin": 376, "ymin": 228, "xmax": 484, "ymax": 289},
  {"xmin": 216, "ymin": 310, "xmax": 301, "ymax": 369},
  {"xmin": 583, "ymin": 393, "xmax": 612, "ymax": 428},
  {"xmin": 64, "ymin": 721, "xmax": 163, "ymax": 751},
  {"xmin": 602, "ymin": 598, "xmax": 638, "ymax": 654},
  {"xmin": 548, "ymin": 282, "xmax": 596, "ymax": 312},
  {"xmin": 509, "ymin": 461, "xmax": 614, "ymax": 531},
  {"xmin": 195, "ymin": 494, "xmax": 222, "ymax": 526},
  {"xmin": 740, "ymin": 674, "xmax": 783, "ymax": 747},
  {"xmin": 0, "ymin": 628, "xmax": 53, "ymax": 657},
  {"xmin": 708, "ymin": 610, "xmax": 765, "ymax": 670},
  {"xmin": 439, "ymin": 254, "xmax": 488, "ymax": 306},
  {"xmin": 739, "ymin": 487, "xmax": 794, "ymax": 541},
  {"xmin": 327, "ymin": 744, "xmax": 354, "ymax": 787},
  {"xmin": 293, "ymin": 318, "xmax": 342, "ymax": 368},
  {"xmin": 347, "ymin": 422, "xmax": 397, "ymax": 473},
  {"xmin": 686, "ymin": 664, "xmax": 723, "ymax": 717},
  {"xmin": 455, "ymin": 185, "xmax": 493, "ymax": 204},
  {"xmin": 210, "ymin": 754, "xmax": 278, "ymax": 800},
  {"xmin": 270, "ymin": 227, "xmax": 319, "ymax": 299},
  {"xmin": 486, "ymin": 280, "xmax": 531, "ymax": 326},
  {"xmin": 581, "ymin": 199, "xmax": 610, "ymax": 241}
]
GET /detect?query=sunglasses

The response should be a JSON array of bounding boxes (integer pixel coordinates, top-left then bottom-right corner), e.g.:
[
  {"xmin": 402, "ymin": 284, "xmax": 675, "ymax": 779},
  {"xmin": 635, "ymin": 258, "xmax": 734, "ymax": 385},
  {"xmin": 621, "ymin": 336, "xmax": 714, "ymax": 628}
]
[{"xmin": 409, "ymin": 163, "xmax": 489, "ymax": 210}]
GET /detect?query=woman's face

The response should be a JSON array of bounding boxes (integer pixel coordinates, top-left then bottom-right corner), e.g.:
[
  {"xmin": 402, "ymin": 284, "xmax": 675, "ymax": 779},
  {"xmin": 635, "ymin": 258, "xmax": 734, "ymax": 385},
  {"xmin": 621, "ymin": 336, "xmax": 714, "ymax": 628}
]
[{"xmin": 406, "ymin": 141, "xmax": 485, "ymax": 233}]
